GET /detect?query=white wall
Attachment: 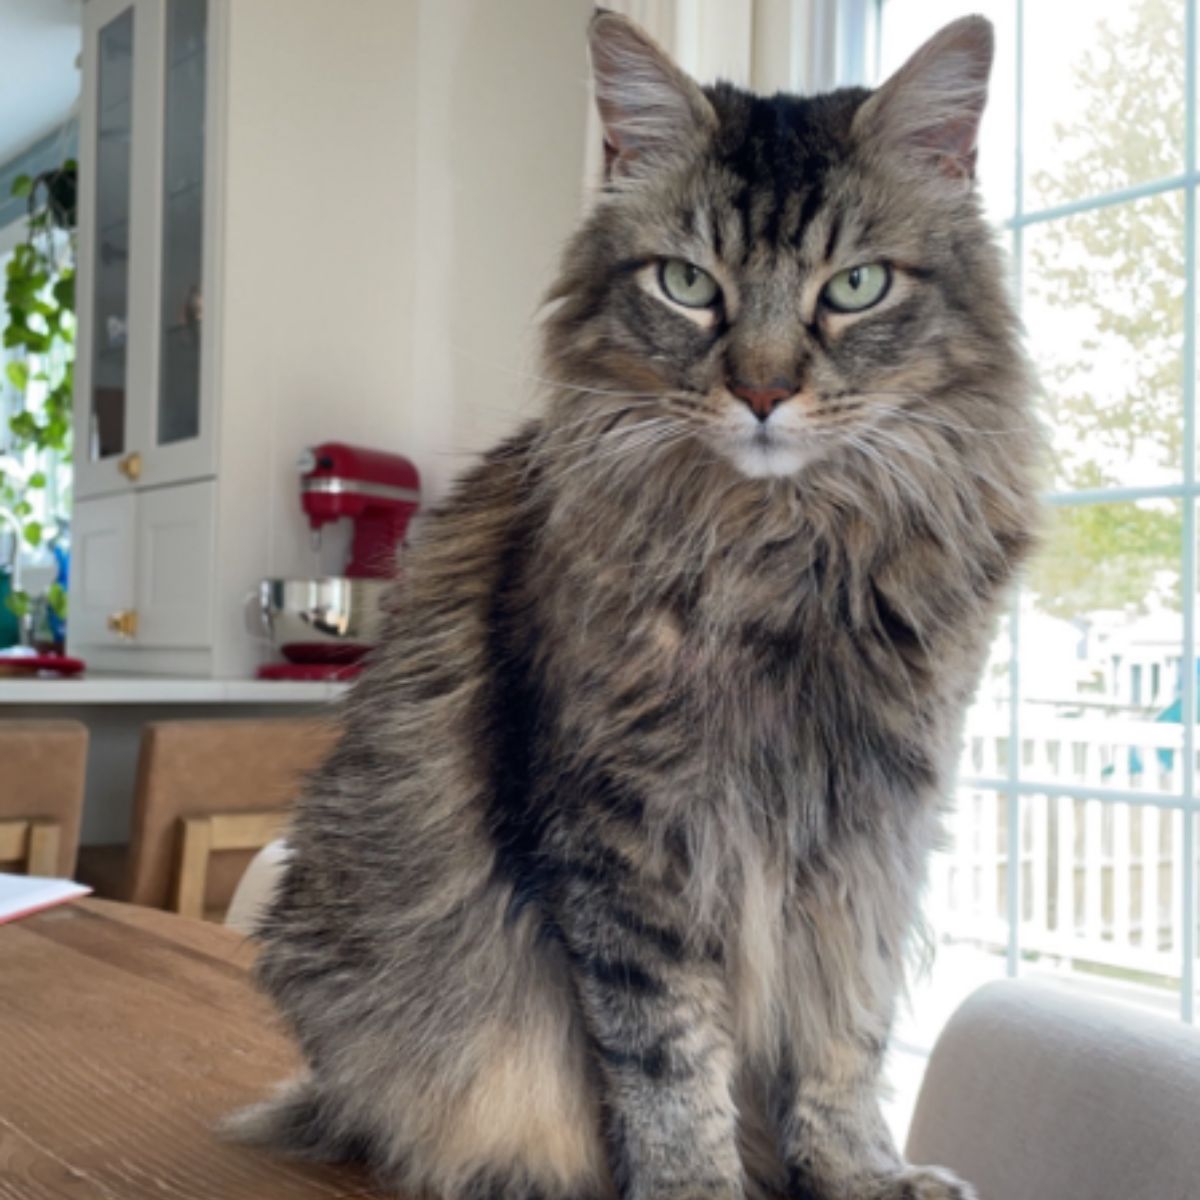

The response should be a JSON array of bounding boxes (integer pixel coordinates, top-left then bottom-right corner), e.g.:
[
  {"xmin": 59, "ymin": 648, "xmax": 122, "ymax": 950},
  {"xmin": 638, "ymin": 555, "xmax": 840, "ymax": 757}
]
[
  {"xmin": 210, "ymin": 0, "xmax": 591, "ymax": 673},
  {"xmin": 408, "ymin": 0, "xmax": 594, "ymax": 494},
  {"xmin": 215, "ymin": 0, "xmax": 422, "ymax": 603}
]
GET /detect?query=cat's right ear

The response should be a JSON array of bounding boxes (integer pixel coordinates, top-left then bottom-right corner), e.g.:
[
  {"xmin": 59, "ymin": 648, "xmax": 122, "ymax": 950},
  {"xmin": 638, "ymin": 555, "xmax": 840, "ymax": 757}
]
[{"xmin": 589, "ymin": 9, "xmax": 716, "ymax": 181}]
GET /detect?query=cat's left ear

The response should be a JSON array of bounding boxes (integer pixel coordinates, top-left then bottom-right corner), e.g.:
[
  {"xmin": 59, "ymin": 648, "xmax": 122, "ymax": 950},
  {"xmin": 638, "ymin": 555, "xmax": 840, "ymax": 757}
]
[
  {"xmin": 589, "ymin": 10, "xmax": 716, "ymax": 181},
  {"xmin": 853, "ymin": 15, "xmax": 993, "ymax": 184}
]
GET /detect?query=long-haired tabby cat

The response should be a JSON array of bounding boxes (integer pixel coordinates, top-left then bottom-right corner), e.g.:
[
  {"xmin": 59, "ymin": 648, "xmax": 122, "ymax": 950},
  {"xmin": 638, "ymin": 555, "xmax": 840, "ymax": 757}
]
[{"xmin": 236, "ymin": 11, "xmax": 1040, "ymax": 1200}]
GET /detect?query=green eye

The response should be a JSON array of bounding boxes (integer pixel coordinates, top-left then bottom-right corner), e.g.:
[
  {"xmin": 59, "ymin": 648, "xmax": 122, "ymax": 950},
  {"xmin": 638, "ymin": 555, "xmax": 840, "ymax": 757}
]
[
  {"xmin": 822, "ymin": 263, "xmax": 892, "ymax": 313},
  {"xmin": 658, "ymin": 259, "xmax": 721, "ymax": 309}
]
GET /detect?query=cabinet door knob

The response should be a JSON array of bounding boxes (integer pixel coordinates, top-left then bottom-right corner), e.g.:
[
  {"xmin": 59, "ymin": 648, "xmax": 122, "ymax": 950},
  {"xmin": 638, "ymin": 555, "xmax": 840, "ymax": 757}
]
[
  {"xmin": 118, "ymin": 451, "xmax": 142, "ymax": 481},
  {"xmin": 107, "ymin": 609, "xmax": 138, "ymax": 639}
]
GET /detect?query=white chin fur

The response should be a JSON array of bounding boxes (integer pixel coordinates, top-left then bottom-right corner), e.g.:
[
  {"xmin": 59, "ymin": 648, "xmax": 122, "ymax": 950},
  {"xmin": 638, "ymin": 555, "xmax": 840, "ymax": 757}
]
[{"xmin": 723, "ymin": 436, "xmax": 814, "ymax": 479}]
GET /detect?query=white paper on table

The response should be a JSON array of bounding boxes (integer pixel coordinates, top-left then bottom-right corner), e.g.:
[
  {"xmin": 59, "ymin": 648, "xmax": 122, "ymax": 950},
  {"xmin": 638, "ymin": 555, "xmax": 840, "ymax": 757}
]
[{"xmin": 0, "ymin": 872, "xmax": 91, "ymax": 925}]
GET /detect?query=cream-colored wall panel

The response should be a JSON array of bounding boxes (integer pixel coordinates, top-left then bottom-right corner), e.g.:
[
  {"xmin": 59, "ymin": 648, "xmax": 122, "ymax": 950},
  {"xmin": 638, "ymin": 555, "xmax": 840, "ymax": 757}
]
[
  {"xmin": 415, "ymin": 0, "xmax": 592, "ymax": 482},
  {"xmin": 214, "ymin": 0, "xmax": 421, "ymax": 577}
]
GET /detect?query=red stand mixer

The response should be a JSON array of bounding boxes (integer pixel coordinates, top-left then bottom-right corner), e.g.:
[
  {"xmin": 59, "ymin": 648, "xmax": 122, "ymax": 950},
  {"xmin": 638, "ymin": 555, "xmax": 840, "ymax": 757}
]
[{"xmin": 256, "ymin": 442, "xmax": 420, "ymax": 681}]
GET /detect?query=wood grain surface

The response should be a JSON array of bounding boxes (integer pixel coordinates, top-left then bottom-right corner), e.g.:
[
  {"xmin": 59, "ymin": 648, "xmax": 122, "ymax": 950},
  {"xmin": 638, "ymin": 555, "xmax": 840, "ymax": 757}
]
[{"xmin": 0, "ymin": 898, "xmax": 383, "ymax": 1198}]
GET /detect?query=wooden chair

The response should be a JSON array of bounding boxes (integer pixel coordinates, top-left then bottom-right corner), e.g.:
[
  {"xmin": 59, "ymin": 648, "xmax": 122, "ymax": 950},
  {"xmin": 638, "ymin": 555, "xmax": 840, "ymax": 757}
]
[
  {"xmin": 174, "ymin": 810, "xmax": 291, "ymax": 919},
  {"xmin": 86, "ymin": 718, "xmax": 338, "ymax": 920},
  {"xmin": 0, "ymin": 721, "xmax": 89, "ymax": 878}
]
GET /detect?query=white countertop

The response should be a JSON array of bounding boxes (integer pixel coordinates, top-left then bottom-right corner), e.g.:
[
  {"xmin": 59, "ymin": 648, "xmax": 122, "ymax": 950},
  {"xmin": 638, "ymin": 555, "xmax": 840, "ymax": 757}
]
[{"xmin": 0, "ymin": 674, "xmax": 351, "ymax": 705}]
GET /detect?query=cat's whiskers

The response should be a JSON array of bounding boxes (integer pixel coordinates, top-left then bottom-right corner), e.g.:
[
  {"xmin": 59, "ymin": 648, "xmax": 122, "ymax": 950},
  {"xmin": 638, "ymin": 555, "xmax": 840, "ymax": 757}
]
[
  {"xmin": 543, "ymin": 419, "xmax": 694, "ymax": 483},
  {"xmin": 544, "ymin": 408, "xmax": 669, "ymax": 451},
  {"xmin": 860, "ymin": 391, "xmax": 1031, "ymax": 436},
  {"xmin": 836, "ymin": 429, "xmax": 959, "ymax": 546},
  {"xmin": 553, "ymin": 395, "xmax": 663, "ymax": 414},
  {"xmin": 530, "ymin": 414, "xmax": 685, "ymax": 489},
  {"xmin": 855, "ymin": 423, "xmax": 942, "ymax": 474},
  {"xmin": 541, "ymin": 396, "xmax": 710, "ymax": 450},
  {"xmin": 811, "ymin": 399, "xmax": 868, "ymax": 420},
  {"xmin": 554, "ymin": 383, "xmax": 695, "ymax": 402},
  {"xmin": 597, "ymin": 425, "xmax": 694, "ymax": 471},
  {"xmin": 599, "ymin": 425, "xmax": 695, "ymax": 470},
  {"xmin": 589, "ymin": 421, "xmax": 684, "ymax": 459},
  {"xmin": 805, "ymin": 409, "xmax": 868, "ymax": 430},
  {"xmin": 448, "ymin": 345, "xmax": 682, "ymax": 403},
  {"xmin": 871, "ymin": 407, "xmax": 1022, "ymax": 500},
  {"xmin": 562, "ymin": 410, "xmax": 683, "ymax": 446},
  {"xmin": 661, "ymin": 395, "xmax": 709, "ymax": 415}
]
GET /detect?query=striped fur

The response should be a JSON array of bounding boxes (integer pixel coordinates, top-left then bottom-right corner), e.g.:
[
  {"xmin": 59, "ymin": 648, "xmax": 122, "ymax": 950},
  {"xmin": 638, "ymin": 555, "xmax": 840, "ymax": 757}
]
[{"xmin": 236, "ymin": 13, "xmax": 1041, "ymax": 1200}]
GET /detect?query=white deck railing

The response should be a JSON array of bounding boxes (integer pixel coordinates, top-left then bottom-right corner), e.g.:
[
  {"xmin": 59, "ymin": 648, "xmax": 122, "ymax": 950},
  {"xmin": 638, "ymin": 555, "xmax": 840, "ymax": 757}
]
[{"xmin": 933, "ymin": 708, "xmax": 1188, "ymax": 982}]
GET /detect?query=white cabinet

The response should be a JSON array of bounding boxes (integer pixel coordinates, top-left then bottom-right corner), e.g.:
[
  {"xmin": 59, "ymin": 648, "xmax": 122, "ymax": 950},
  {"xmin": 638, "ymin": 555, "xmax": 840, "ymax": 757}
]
[
  {"xmin": 71, "ymin": 481, "xmax": 215, "ymax": 668},
  {"xmin": 75, "ymin": 0, "xmax": 217, "ymax": 500},
  {"xmin": 71, "ymin": 492, "xmax": 136, "ymax": 646},
  {"xmin": 71, "ymin": 0, "xmax": 223, "ymax": 674},
  {"xmin": 134, "ymin": 480, "xmax": 215, "ymax": 648}
]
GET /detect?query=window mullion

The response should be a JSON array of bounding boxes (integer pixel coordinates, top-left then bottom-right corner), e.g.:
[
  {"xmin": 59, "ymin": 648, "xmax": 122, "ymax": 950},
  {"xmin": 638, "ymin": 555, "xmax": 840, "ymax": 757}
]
[
  {"xmin": 1013, "ymin": 171, "xmax": 1192, "ymax": 230},
  {"xmin": 1004, "ymin": 0, "xmax": 1027, "ymax": 983},
  {"xmin": 1180, "ymin": 0, "xmax": 1198, "ymax": 1026}
]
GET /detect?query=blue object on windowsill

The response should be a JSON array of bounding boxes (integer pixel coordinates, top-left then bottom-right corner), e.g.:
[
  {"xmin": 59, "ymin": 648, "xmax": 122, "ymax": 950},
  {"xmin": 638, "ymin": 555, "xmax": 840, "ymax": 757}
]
[
  {"xmin": 48, "ymin": 540, "xmax": 68, "ymax": 644},
  {"xmin": 1102, "ymin": 659, "xmax": 1200, "ymax": 779},
  {"xmin": 0, "ymin": 568, "xmax": 20, "ymax": 650}
]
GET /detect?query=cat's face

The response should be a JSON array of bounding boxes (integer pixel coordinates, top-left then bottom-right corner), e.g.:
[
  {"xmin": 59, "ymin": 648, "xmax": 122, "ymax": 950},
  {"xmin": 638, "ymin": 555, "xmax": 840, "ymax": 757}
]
[{"xmin": 545, "ymin": 14, "xmax": 1018, "ymax": 483}]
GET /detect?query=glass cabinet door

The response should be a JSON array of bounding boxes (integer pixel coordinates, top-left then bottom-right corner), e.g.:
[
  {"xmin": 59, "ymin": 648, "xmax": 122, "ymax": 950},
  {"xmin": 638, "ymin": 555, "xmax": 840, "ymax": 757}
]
[
  {"xmin": 89, "ymin": 7, "xmax": 135, "ymax": 464},
  {"xmin": 157, "ymin": 0, "xmax": 207, "ymax": 447}
]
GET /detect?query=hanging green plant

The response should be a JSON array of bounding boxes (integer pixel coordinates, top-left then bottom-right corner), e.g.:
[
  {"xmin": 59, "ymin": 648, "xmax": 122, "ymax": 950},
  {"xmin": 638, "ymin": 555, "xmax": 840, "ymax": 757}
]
[{"xmin": 1, "ymin": 159, "xmax": 77, "ymax": 621}]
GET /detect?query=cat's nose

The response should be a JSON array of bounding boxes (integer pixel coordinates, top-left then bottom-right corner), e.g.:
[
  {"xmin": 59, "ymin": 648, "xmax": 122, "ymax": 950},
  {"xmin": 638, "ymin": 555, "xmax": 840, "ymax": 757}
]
[{"xmin": 729, "ymin": 380, "xmax": 795, "ymax": 422}]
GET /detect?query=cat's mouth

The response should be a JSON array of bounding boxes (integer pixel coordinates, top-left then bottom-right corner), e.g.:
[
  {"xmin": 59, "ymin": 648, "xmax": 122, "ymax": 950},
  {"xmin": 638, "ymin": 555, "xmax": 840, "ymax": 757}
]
[{"xmin": 721, "ymin": 421, "xmax": 816, "ymax": 479}]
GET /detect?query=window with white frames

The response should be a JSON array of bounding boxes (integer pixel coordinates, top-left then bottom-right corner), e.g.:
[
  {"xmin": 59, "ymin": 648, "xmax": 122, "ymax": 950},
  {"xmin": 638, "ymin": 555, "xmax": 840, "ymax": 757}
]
[
  {"xmin": 0, "ymin": 225, "xmax": 72, "ymax": 562},
  {"xmin": 857, "ymin": 0, "xmax": 1200, "ymax": 1127}
]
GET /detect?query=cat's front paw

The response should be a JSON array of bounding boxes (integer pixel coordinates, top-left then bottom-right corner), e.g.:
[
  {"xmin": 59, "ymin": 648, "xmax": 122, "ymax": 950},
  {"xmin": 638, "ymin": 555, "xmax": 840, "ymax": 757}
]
[{"xmin": 868, "ymin": 1165, "xmax": 977, "ymax": 1200}]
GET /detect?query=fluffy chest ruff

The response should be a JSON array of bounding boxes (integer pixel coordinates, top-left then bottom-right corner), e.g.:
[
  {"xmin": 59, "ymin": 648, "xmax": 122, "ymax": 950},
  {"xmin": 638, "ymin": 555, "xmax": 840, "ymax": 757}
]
[{"xmin": 490, "ymin": 467, "xmax": 969, "ymax": 1063}]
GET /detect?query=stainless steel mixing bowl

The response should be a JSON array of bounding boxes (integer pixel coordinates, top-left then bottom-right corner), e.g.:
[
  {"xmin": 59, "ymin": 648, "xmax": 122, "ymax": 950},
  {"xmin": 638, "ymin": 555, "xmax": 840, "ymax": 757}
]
[{"xmin": 258, "ymin": 577, "xmax": 389, "ymax": 662}]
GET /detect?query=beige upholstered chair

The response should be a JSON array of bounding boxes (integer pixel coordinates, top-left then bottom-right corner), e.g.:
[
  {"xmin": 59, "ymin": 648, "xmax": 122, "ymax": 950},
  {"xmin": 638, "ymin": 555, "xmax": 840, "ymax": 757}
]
[
  {"xmin": 80, "ymin": 718, "xmax": 337, "ymax": 920},
  {"xmin": 907, "ymin": 979, "xmax": 1200, "ymax": 1200},
  {"xmin": 0, "ymin": 720, "xmax": 89, "ymax": 877}
]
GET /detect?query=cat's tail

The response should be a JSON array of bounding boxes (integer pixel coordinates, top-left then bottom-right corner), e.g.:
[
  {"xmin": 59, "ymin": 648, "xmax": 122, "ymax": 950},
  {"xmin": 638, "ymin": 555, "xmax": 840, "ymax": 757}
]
[{"xmin": 221, "ymin": 1076, "xmax": 370, "ymax": 1165}]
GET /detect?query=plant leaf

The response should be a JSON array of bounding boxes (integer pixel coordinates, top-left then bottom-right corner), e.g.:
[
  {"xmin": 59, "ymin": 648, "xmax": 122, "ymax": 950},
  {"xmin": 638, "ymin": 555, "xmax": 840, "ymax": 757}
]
[
  {"xmin": 47, "ymin": 582, "xmax": 68, "ymax": 618},
  {"xmin": 5, "ymin": 590, "xmax": 30, "ymax": 619},
  {"xmin": 4, "ymin": 361, "xmax": 28, "ymax": 391}
]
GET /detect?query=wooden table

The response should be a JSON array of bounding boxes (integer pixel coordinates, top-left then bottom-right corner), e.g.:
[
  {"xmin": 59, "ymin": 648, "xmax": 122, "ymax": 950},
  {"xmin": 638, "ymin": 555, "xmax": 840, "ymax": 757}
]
[{"xmin": 0, "ymin": 898, "xmax": 382, "ymax": 1198}]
